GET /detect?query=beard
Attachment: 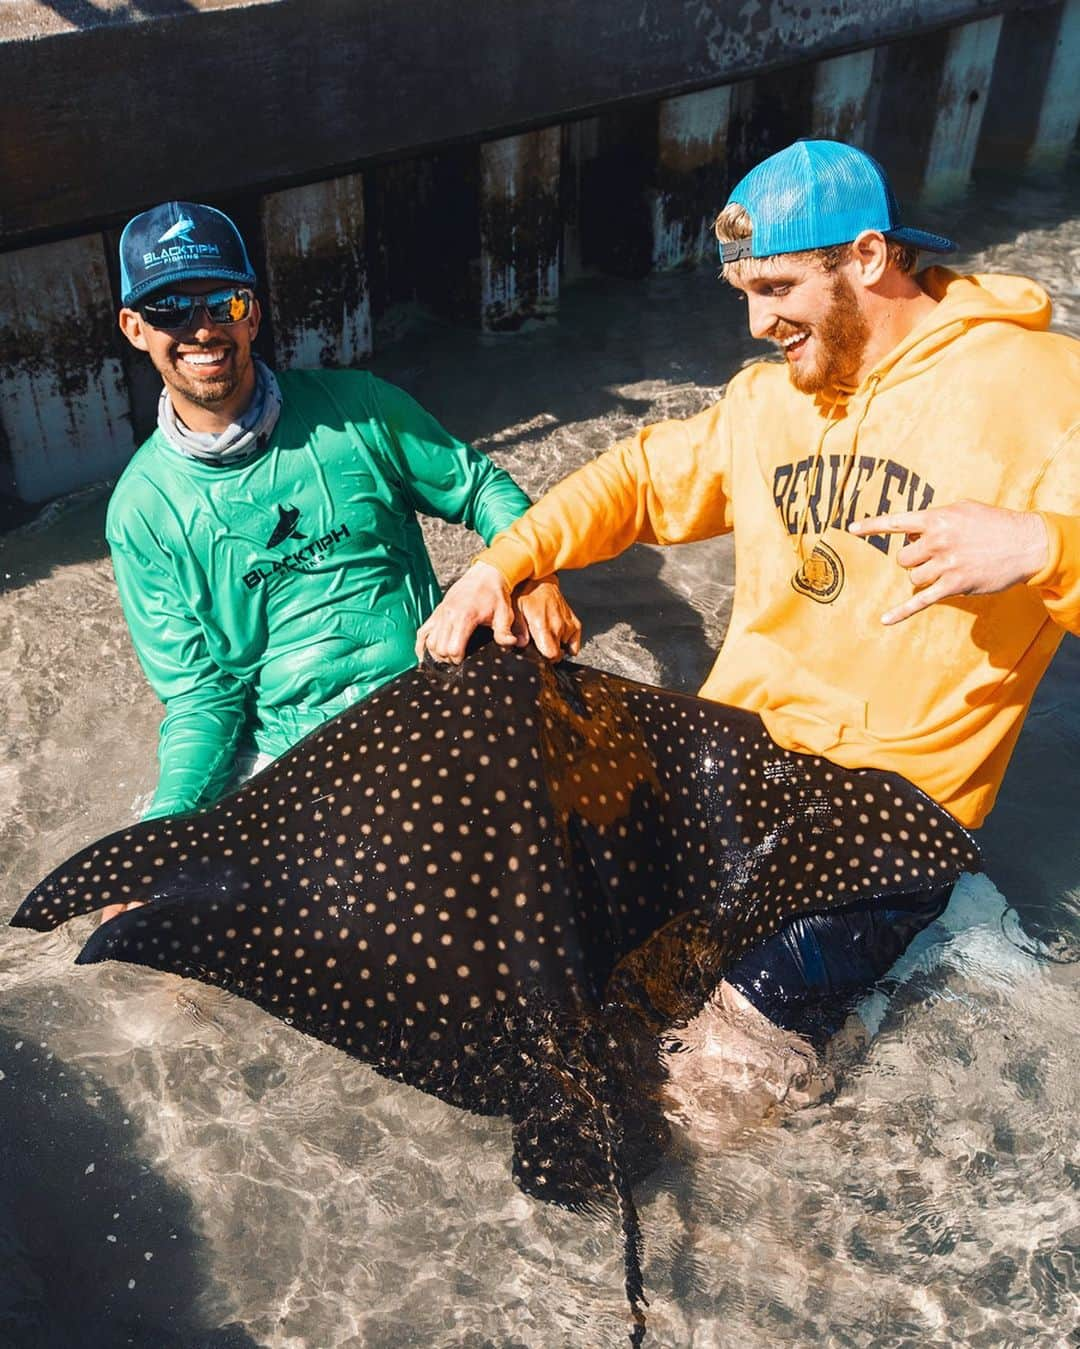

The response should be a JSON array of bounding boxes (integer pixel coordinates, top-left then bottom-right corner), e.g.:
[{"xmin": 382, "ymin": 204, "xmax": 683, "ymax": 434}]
[
  {"xmin": 785, "ymin": 273, "xmax": 870, "ymax": 395},
  {"xmin": 156, "ymin": 341, "xmax": 251, "ymax": 411}
]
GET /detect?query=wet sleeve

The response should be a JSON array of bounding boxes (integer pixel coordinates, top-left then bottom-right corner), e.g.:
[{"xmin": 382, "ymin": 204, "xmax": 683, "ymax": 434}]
[
  {"xmin": 372, "ymin": 379, "xmax": 532, "ymax": 542},
  {"xmin": 109, "ymin": 539, "xmax": 247, "ymax": 819},
  {"xmin": 1027, "ymin": 425, "xmax": 1080, "ymax": 634},
  {"xmin": 477, "ymin": 398, "xmax": 735, "ymax": 588}
]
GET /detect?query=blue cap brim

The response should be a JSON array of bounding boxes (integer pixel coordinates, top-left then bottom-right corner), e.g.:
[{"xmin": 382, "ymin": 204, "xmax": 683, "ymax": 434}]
[
  {"xmin": 122, "ymin": 267, "xmax": 258, "ymax": 308},
  {"xmin": 886, "ymin": 226, "xmax": 956, "ymax": 254}
]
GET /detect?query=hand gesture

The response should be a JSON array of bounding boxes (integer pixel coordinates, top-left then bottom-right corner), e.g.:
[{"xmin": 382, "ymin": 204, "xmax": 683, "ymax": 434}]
[{"xmin": 849, "ymin": 500, "xmax": 1049, "ymax": 625}]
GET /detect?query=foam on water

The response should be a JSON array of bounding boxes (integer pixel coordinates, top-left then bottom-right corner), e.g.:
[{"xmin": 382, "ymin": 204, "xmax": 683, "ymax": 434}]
[{"xmin": 1, "ymin": 164, "xmax": 1078, "ymax": 1347}]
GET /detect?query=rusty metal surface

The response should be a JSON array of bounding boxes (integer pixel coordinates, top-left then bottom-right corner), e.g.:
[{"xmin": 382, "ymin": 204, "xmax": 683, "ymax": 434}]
[
  {"xmin": 0, "ymin": 234, "xmax": 135, "ymax": 501},
  {"xmin": 479, "ymin": 129, "xmax": 562, "ymax": 331},
  {"xmin": 0, "ymin": 0, "xmax": 1059, "ymax": 247},
  {"xmin": 261, "ymin": 174, "xmax": 372, "ymax": 367},
  {"xmin": 923, "ymin": 16, "xmax": 1003, "ymax": 196}
]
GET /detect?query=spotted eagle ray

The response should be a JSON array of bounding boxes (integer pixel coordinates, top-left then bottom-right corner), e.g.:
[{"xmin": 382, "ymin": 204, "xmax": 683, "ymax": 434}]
[{"xmin": 12, "ymin": 640, "xmax": 979, "ymax": 1344}]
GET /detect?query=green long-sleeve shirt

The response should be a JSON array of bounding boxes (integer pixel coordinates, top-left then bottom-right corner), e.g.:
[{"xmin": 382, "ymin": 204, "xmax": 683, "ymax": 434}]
[{"xmin": 106, "ymin": 369, "xmax": 531, "ymax": 818}]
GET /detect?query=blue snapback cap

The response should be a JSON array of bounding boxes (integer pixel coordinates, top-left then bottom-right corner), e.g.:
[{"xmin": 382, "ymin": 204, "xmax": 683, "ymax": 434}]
[
  {"xmin": 719, "ymin": 140, "xmax": 956, "ymax": 264},
  {"xmin": 119, "ymin": 201, "xmax": 257, "ymax": 306}
]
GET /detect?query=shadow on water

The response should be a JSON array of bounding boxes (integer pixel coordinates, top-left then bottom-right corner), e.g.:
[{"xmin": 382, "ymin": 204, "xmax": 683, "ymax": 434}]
[
  {"xmin": 979, "ymin": 635, "xmax": 1080, "ymax": 935},
  {"xmin": 35, "ymin": 0, "xmax": 198, "ymax": 29},
  {"xmin": 0, "ymin": 488, "xmax": 113, "ymax": 595},
  {"xmin": 0, "ymin": 1018, "xmax": 265, "ymax": 1349},
  {"xmin": 560, "ymin": 544, "xmax": 723, "ymax": 694}
]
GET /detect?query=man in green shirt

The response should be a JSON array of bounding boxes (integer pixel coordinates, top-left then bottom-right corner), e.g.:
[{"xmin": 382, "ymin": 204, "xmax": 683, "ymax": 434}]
[{"xmin": 109, "ymin": 201, "xmax": 578, "ymax": 875}]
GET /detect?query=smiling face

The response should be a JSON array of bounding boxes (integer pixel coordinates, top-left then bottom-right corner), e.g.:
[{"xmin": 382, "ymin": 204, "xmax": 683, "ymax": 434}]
[
  {"xmin": 118, "ymin": 279, "xmax": 262, "ymax": 431},
  {"xmin": 725, "ymin": 254, "xmax": 872, "ymax": 395}
]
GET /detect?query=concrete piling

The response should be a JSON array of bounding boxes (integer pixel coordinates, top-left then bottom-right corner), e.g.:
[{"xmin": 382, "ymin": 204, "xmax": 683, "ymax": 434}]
[
  {"xmin": 868, "ymin": 29, "xmax": 953, "ymax": 197},
  {"xmin": 0, "ymin": 234, "xmax": 134, "ymax": 504},
  {"xmin": 577, "ymin": 106, "xmax": 659, "ymax": 279},
  {"xmin": 560, "ymin": 118, "xmax": 601, "ymax": 283},
  {"xmin": 1031, "ymin": 0, "xmax": 1080, "ymax": 167},
  {"xmin": 651, "ymin": 86, "xmax": 733, "ymax": 270},
  {"xmin": 978, "ymin": 0, "xmax": 1075, "ymax": 169},
  {"xmin": 260, "ymin": 175, "xmax": 372, "ymax": 369},
  {"xmin": 479, "ymin": 128, "xmax": 562, "ymax": 331},
  {"xmin": 727, "ymin": 66, "xmax": 817, "ymax": 185},
  {"xmin": 922, "ymin": 17, "xmax": 1004, "ymax": 199},
  {"xmin": 811, "ymin": 50, "xmax": 876, "ymax": 146}
]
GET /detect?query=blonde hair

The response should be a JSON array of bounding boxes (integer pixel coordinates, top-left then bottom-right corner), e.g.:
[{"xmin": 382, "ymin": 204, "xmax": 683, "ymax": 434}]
[{"xmin": 713, "ymin": 201, "xmax": 919, "ymax": 278}]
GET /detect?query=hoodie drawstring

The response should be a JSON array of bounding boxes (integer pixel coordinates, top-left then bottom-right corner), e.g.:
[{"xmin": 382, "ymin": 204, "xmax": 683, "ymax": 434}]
[{"xmin": 794, "ymin": 374, "xmax": 882, "ymax": 562}]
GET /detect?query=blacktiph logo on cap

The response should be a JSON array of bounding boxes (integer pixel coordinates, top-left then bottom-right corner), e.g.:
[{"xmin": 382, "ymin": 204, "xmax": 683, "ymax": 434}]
[
  {"xmin": 157, "ymin": 217, "xmax": 197, "ymax": 245},
  {"xmin": 119, "ymin": 200, "xmax": 257, "ymax": 308},
  {"xmin": 142, "ymin": 225, "xmax": 222, "ymax": 274}
]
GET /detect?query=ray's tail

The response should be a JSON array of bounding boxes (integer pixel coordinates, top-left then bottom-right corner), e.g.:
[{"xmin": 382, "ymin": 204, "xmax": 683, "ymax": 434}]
[
  {"xmin": 510, "ymin": 1002, "xmax": 667, "ymax": 1345},
  {"xmin": 598, "ymin": 1097, "xmax": 649, "ymax": 1348}
]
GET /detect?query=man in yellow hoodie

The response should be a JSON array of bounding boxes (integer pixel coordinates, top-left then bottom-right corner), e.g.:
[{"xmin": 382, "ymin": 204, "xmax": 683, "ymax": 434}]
[{"xmin": 416, "ymin": 140, "xmax": 1080, "ymax": 1040}]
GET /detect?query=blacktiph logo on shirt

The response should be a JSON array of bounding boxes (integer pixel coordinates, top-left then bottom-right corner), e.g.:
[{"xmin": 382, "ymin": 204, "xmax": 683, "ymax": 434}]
[
  {"xmin": 792, "ymin": 541, "xmax": 844, "ymax": 604},
  {"xmin": 244, "ymin": 522, "xmax": 351, "ymax": 589},
  {"xmin": 267, "ymin": 505, "xmax": 306, "ymax": 548}
]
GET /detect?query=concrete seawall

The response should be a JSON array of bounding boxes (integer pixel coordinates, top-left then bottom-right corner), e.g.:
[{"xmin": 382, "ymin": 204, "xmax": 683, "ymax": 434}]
[{"xmin": 1, "ymin": 0, "xmax": 1078, "ymax": 510}]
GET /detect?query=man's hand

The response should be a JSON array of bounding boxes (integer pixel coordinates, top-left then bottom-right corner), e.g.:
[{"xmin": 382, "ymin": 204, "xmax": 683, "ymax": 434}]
[
  {"xmin": 415, "ymin": 562, "xmax": 516, "ymax": 665},
  {"xmin": 416, "ymin": 564, "xmax": 582, "ymax": 665},
  {"xmin": 100, "ymin": 900, "xmax": 146, "ymax": 924},
  {"xmin": 849, "ymin": 500, "xmax": 1050, "ymax": 625},
  {"xmin": 513, "ymin": 575, "xmax": 582, "ymax": 660}
]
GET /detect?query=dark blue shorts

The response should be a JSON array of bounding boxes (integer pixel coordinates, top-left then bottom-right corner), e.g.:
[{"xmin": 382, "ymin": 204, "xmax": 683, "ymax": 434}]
[{"xmin": 725, "ymin": 884, "xmax": 955, "ymax": 1042}]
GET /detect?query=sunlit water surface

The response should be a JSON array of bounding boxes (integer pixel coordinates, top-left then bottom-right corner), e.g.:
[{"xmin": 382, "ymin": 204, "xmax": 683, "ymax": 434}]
[{"xmin": 1, "ymin": 166, "xmax": 1078, "ymax": 1348}]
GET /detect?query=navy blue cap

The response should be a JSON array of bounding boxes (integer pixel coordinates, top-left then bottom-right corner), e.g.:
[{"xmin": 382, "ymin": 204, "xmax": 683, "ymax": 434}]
[
  {"xmin": 719, "ymin": 140, "xmax": 956, "ymax": 265},
  {"xmin": 119, "ymin": 201, "xmax": 257, "ymax": 306}
]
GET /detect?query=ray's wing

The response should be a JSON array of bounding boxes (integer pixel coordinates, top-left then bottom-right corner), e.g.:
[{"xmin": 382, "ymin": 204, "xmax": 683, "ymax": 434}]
[
  {"xmin": 608, "ymin": 715, "xmax": 980, "ymax": 1023},
  {"xmin": 9, "ymin": 814, "xmax": 220, "ymax": 931}
]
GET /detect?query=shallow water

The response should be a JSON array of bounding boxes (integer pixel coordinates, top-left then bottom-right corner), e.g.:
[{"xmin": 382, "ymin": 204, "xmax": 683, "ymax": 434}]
[{"xmin": 1, "ymin": 164, "xmax": 1078, "ymax": 1349}]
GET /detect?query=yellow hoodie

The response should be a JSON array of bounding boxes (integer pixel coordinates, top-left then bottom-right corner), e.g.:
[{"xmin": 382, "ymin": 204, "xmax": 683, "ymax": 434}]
[{"xmin": 480, "ymin": 269, "xmax": 1080, "ymax": 828}]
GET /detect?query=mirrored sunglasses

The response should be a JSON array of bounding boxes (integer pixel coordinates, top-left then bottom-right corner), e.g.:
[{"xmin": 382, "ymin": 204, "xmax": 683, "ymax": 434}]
[{"xmin": 137, "ymin": 286, "xmax": 254, "ymax": 331}]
